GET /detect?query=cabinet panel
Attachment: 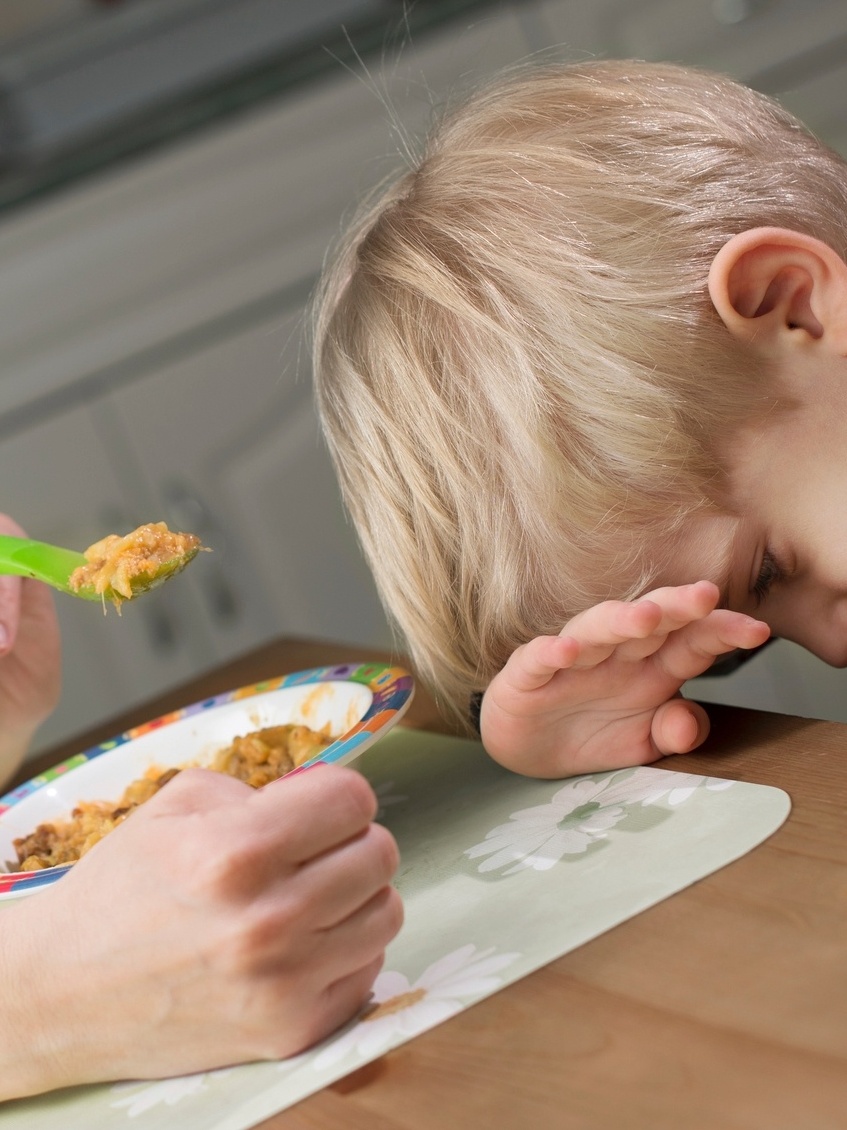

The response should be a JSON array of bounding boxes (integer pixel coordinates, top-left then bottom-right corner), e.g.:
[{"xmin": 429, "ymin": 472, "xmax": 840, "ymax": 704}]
[
  {"xmin": 0, "ymin": 7, "xmax": 536, "ymax": 420},
  {"xmin": 533, "ymin": 0, "xmax": 847, "ymax": 81},
  {"xmin": 687, "ymin": 638, "xmax": 847, "ymax": 724},
  {"xmin": 777, "ymin": 63, "xmax": 847, "ymax": 158},
  {"xmin": 105, "ymin": 304, "xmax": 392, "ymax": 660},
  {"xmin": 531, "ymin": 0, "xmax": 847, "ymax": 156}
]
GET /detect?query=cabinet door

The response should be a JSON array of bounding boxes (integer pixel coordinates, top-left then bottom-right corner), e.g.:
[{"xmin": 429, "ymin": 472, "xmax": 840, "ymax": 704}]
[
  {"xmin": 103, "ymin": 302, "xmax": 392, "ymax": 662},
  {"xmin": 533, "ymin": 0, "xmax": 847, "ymax": 80},
  {"xmin": 0, "ymin": 5, "xmax": 536, "ymax": 425},
  {"xmin": 0, "ymin": 405, "xmax": 203, "ymax": 753},
  {"xmin": 0, "ymin": 6, "xmax": 544, "ymax": 758}
]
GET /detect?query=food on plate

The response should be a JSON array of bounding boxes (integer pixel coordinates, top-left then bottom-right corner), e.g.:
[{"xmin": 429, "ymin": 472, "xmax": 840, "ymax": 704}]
[
  {"xmin": 208, "ymin": 724, "xmax": 331, "ymax": 787},
  {"xmin": 11, "ymin": 768, "xmax": 180, "ymax": 873},
  {"xmin": 10, "ymin": 723, "xmax": 333, "ymax": 872},
  {"xmin": 68, "ymin": 521, "xmax": 203, "ymax": 607}
]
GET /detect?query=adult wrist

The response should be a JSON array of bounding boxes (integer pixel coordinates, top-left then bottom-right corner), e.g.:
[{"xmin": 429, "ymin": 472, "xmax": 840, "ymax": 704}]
[{"xmin": 0, "ymin": 895, "xmax": 78, "ymax": 1100}]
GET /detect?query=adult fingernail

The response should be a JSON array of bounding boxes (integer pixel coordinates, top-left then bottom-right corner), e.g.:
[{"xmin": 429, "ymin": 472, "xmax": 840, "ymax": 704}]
[{"xmin": 0, "ymin": 623, "xmax": 9, "ymax": 652}]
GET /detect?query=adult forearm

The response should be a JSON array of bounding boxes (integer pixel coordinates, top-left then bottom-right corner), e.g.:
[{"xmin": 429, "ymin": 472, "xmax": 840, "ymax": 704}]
[{"xmin": 0, "ymin": 896, "xmax": 74, "ymax": 1101}]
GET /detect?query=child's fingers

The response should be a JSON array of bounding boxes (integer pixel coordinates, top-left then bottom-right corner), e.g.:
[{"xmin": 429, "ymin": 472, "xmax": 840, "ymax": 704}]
[
  {"xmin": 650, "ymin": 697, "xmax": 711, "ymax": 755},
  {"xmin": 555, "ymin": 599, "xmax": 665, "ymax": 670},
  {"xmin": 654, "ymin": 609, "xmax": 770, "ymax": 683},
  {"xmin": 498, "ymin": 581, "xmax": 735, "ymax": 692},
  {"xmin": 632, "ymin": 580, "xmax": 721, "ymax": 615},
  {"xmin": 610, "ymin": 582, "xmax": 725, "ymax": 663},
  {"xmin": 496, "ymin": 633, "xmax": 584, "ymax": 693},
  {"xmin": 562, "ymin": 582, "xmax": 719, "ymax": 668}
]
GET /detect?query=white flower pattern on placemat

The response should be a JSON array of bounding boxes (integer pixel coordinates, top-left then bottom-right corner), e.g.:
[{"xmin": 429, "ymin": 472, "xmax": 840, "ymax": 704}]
[
  {"xmin": 312, "ymin": 944, "xmax": 520, "ymax": 1071},
  {"xmin": 109, "ymin": 1068, "xmax": 230, "ymax": 1117},
  {"xmin": 634, "ymin": 770, "xmax": 733, "ymax": 806},
  {"xmin": 465, "ymin": 767, "xmax": 734, "ymax": 875}
]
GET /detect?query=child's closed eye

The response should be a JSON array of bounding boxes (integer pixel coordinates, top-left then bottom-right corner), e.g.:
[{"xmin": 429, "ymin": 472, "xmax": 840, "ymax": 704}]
[{"xmin": 752, "ymin": 548, "xmax": 783, "ymax": 604}]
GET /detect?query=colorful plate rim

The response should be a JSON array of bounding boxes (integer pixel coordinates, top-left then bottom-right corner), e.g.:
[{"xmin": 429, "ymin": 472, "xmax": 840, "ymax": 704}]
[{"xmin": 0, "ymin": 661, "xmax": 414, "ymax": 897}]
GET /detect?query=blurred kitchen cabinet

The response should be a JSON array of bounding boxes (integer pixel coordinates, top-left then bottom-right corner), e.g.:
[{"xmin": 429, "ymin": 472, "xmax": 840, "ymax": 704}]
[
  {"xmin": 0, "ymin": 6, "xmax": 535, "ymax": 427},
  {"xmin": 101, "ymin": 303, "xmax": 392, "ymax": 663},
  {"xmin": 531, "ymin": 0, "xmax": 847, "ymax": 155},
  {"xmin": 0, "ymin": 302, "xmax": 394, "ymax": 757},
  {"xmin": 532, "ymin": 0, "xmax": 847, "ymax": 75},
  {"xmin": 0, "ymin": 7, "xmax": 536, "ymax": 755}
]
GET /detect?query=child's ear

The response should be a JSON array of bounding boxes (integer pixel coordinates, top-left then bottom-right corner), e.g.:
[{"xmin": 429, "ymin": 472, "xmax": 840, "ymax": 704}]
[{"xmin": 708, "ymin": 227, "xmax": 847, "ymax": 354}]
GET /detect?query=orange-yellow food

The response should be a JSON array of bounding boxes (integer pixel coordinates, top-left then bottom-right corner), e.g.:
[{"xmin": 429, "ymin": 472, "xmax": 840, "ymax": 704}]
[
  {"xmin": 11, "ymin": 723, "xmax": 332, "ymax": 872},
  {"xmin": 208, "ymin": 724, "xmax": 331, "ymax": 787},
  {"xmin": 12, "ymin": 768, "xmax": 180, "ymax": 872},
  {"xmin": 68, "ymin": 521, "xmax": 202, "ymax": 606}
]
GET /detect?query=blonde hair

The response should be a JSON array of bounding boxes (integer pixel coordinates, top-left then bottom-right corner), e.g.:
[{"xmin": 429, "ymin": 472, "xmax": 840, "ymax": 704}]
[{"xmin": 312, "ymin": 58, "xmax": 847, "ymax": 726}]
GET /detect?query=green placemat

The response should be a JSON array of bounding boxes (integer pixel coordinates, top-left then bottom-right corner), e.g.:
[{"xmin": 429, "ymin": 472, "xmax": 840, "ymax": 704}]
[{"xmin": 1, "ymin": 729, "xmax": 791, "ymax": 1128}]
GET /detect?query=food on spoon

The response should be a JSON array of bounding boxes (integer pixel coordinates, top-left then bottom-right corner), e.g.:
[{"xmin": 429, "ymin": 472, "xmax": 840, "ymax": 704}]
[
  {"xmin": 68, "ymin": 522, "xmax": 203, "ymax": 608},
  {"xmin": 11, "ymin": 723, "xmax": 333, "ymax": 872}
]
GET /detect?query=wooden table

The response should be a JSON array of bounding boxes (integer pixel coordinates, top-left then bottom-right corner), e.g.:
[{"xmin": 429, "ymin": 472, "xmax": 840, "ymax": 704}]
[{"xmin": 21, "ymin": 637, "xmax": 847, "ymax": 1130}]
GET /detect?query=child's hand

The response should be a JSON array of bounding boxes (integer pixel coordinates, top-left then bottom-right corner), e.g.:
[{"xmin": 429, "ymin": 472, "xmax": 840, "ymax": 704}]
[
  {"xmin": 480, "ymin": 581, "xmax": 770, "ymax": 779},
  {"xmin": 0, "ymin": 764, "xmax": 403, "ymax": 1098},
  {"xmin": 0, "ymin": 515, "xmax": 61, "ymax": 788}
]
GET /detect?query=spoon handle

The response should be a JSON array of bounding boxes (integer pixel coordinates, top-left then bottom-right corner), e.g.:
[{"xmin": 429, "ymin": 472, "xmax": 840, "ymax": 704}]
[{"xmin": 0, "ymin": 535, "xmax": 93, "ymax": 598}]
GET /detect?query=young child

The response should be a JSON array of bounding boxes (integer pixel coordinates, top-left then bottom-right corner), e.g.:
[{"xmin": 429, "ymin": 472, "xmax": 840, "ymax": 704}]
[
  {"xmin": 0, "ymin": 514, "xmax": 402, "ymax": 1100},
  {"xmin": 313, "ymin": 57, "xmax": 847, "ymax": 779}
]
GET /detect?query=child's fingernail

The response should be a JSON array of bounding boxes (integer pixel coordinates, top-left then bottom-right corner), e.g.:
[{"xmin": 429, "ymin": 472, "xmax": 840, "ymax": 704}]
[{"xmin": 0, "ymin": 624, "xmax": 9, "ymax": 651}]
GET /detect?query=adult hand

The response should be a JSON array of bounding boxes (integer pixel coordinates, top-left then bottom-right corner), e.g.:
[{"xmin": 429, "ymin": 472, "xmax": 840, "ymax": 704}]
[
  {"xmin": 0, "ymin": 514, "xmax": 61, "ymax": 788},
  {"xmin": 0, "ymin": 763, "xmax": 402, "ymax": 1098}
]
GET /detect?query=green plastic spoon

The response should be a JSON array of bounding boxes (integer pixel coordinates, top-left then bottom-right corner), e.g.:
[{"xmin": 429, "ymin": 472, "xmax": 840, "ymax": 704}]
[{"xmin": 0, "ymin": 533, "xmax": 200, "ymax": 605}]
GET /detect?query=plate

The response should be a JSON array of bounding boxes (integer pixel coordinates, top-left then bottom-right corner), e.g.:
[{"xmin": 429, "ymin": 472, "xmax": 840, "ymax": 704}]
[{"xmin": 0, "ymin": 662, "xmax": 413, "ymax": 900}]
